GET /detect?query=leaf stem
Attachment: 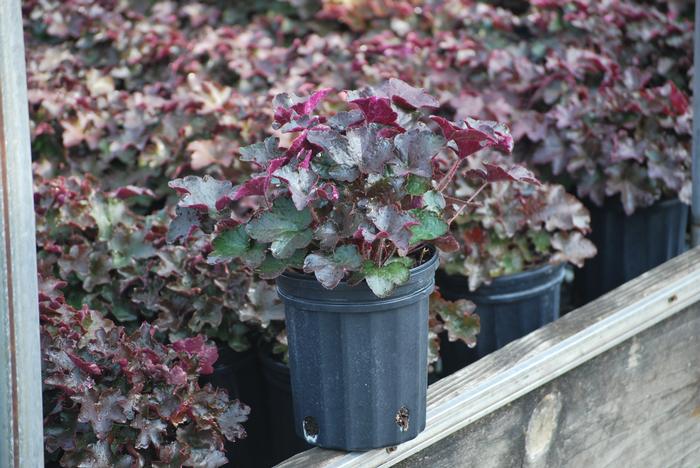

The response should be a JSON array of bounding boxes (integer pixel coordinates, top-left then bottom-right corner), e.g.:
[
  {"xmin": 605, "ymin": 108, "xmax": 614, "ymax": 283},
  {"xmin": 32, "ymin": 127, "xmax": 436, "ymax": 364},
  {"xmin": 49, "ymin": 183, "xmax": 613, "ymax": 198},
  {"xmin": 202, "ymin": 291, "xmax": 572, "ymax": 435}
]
[
  {"xmin": 448, "ymin": 182, "xmax": 488, "ymax": 225},
  {"xmin": 309, "ymin": 207, "xmax": 320, "ymax": 225},
  {"xmin": 437, "ymin": 158, "xmax": 463, "ymax": 193},
  {"xmin": 377, "ymin": 238, "xmax": 386, "ymax": 265},
  {"xmin": 383, "ymin": 246, "xmax": 397, "ymax": 266}
]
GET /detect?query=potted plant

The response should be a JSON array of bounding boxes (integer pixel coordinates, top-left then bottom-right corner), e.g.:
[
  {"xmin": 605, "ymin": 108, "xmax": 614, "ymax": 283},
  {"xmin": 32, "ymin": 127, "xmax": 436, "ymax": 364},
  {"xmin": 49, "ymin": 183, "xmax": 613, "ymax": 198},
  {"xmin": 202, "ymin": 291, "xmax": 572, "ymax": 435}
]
[
  {"xmin": 511, "ymin": 1, "xmax": 693, "ymax": 303},
  {"xmin": 438, "ymin": 161, "xmax": 596, "ymax": 363},
  {"xmin": 168, "ymin": 78, "xmax": 536, "ymax": 450},
  {"xmin": 249, "ymin": 287, "xmax": 480, "ymax": 462}
]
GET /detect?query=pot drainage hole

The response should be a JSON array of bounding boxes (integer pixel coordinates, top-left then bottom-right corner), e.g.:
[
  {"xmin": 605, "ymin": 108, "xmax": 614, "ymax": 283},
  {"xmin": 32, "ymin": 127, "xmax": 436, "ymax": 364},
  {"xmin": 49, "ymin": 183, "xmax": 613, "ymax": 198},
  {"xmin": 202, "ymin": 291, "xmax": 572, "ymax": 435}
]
[
  {"xmin": 395, "ymin": 406, "xmax": 409, "ymax": 432},
  {"xmin": 303, "ymin": 416, "xmax": 319, "ymax": 443}
]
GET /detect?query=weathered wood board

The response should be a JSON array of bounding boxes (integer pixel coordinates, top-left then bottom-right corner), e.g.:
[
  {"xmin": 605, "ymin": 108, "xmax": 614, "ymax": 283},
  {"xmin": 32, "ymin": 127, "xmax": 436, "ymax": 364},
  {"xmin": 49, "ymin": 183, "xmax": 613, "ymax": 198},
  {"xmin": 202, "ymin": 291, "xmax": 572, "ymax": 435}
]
[
  {"xmin": 278, "ymin": 247, "xmax": 700, "ymax": 468},
  {"xmin": 398, "ymin": 303, "xmax": 700, "ymax": 468}
]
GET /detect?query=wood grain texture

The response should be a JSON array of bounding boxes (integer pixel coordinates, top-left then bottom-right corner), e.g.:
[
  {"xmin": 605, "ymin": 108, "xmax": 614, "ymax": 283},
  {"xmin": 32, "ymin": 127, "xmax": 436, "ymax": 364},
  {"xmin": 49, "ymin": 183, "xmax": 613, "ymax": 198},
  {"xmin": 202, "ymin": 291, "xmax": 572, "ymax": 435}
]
[
  {"xmin": 397, "ymin": 303, "xmax": 700, "ymax": 468},
  {"xmin": 0, "ymin": 0, "xmax": 45, "ymax": 466},
  {"xmin": 277, "ymin": 247, "xmax": 700, "ymax": 468}
]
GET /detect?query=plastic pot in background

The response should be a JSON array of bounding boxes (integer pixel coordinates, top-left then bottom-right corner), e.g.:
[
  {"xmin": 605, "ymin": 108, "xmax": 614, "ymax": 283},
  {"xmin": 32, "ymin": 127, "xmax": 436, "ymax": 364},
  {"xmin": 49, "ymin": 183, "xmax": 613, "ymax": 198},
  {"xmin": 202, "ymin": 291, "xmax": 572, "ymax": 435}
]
[
  {"xmin": 277, "ymin": 250, "xmax": 438, "ymax": 451},
  {"xmin": 574, "ymin": 198, "xmax": 688, "ymax": 305},
  {"xmin": 201, "ymin": 346, "xmax": 269, "ymax": 468},
  {"xmin": 437, "ymin": 263, "xmax": 565, "ymax": 364},
  {"xmin": 258, "ymin": 349, "xmax": 311, "ymax": 465}
]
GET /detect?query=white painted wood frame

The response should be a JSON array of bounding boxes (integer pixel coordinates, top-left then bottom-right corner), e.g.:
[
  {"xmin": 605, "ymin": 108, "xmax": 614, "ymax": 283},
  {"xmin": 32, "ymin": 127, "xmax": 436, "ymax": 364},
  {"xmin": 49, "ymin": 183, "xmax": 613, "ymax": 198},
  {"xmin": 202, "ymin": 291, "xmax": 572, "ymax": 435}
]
[{"xmin": 0, "ymin": 0, "xmax": 45, "ymax": 466}]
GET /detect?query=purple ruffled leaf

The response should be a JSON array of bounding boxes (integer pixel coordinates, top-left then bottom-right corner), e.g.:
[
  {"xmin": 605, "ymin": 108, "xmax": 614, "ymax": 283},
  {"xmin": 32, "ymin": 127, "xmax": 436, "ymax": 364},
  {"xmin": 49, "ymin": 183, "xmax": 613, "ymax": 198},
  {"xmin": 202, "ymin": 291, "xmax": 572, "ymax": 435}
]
[
  {"xmin": 431, "ymin": 116, "xmax": 514, "ymax": 159},
  {"xmin": 468, "ymin": 163, "xmax": 540, "ymax": 185},
  {"xmin": 393, "ymin": 125, "xmax": 446, "ymax": 177},
  {"xmin": 350, "ymin": 96, "xmax": 398, "ymax": 126},
  {"xmin": 233, "ymin": 176, "xmax": 267, "ymax": 200},
  {"xmin": 366, "ymin": 203, "xmax": 419, "ymax": 255},
  {"xmin": 273, "ymin": 88, "xmax": 333, "ymax": 128}
]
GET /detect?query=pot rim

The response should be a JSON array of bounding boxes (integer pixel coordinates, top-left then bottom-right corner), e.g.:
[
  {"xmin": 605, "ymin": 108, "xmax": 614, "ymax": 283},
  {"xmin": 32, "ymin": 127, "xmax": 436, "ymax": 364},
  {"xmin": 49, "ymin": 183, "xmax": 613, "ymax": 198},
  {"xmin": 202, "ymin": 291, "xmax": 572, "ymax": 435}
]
[
  {"xmin": 276, "ymin": 246, "xmax": 438, "ymax": 310},
  {"xmin": 437, "ymin": 261, "xmax": 565, "ymax": 301},
  {"xmin": 280, "ymin": 244, "xmax": 438, "ymax": 285},
  {"xmin": 591, "ymin": 196, "xmax": 687, "ymax": 214}
]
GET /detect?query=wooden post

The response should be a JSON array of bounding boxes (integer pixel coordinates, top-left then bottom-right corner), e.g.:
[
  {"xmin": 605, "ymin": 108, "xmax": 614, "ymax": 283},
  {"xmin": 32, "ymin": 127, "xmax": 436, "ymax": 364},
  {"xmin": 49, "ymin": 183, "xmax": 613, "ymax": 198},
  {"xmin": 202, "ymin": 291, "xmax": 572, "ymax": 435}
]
[
  {"xmin": 692, "ymin": 0, "xmax": 700, "ymax": 247},
  {"xmin": 0, "ymin": 0, "xmax": 45, "ymax": 466}
]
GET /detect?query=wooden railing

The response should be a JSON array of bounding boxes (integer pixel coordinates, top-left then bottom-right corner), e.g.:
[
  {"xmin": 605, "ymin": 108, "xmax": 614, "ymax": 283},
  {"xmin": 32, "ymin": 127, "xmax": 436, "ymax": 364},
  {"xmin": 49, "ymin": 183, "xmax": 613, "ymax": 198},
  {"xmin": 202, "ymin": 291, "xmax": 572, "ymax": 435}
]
[{"xmin": 279, "ymin": 247, "xmax": 700, "ymax": 468}]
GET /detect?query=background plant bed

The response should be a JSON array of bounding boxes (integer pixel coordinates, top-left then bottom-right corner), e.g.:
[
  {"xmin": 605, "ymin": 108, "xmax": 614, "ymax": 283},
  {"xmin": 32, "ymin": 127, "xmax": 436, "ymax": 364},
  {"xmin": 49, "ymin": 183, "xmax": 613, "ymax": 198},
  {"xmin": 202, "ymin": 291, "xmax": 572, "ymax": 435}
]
[
  {"xmin": 437, "ymin": 262, "xmax": 565, "ymax": 364},
  {"xmin": 574, "ymin": 198, "xmax": 688, "ymax": 305},
  {"xmin": 277, "ymin": 251, "xmax": 438, "ymax": 451}
]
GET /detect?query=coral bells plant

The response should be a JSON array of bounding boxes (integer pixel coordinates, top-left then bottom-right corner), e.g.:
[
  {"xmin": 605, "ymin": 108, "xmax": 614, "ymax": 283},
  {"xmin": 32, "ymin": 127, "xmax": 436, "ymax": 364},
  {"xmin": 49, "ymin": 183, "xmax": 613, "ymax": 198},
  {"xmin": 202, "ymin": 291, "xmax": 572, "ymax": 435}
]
[
  {"xmin": 169, "ymin": 80, "xmax": 538, "ymax": 297},
  {"xmin": 442, "ymin": 164, "xmax": 597, "ymax": 291},
  {"xmin": 33, "ymin": 174, "xmax": 281, "ymax": 353},
  {"xmin": 513, "ymin": 0, "xmax": 693, "ymax": 214},
  {"xmin": 40, "ymin": 277, "xmax": 249, "ymax": 467}
]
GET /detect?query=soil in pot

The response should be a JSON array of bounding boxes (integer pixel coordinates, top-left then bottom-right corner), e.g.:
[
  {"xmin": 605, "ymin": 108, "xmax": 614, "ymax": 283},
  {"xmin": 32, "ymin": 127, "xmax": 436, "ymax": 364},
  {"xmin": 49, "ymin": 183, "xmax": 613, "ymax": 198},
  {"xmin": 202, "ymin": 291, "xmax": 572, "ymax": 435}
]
[
  {"xmin": 258, "ymin": 349, "xmax": 312, "ymax": 465},
  {"xmin": 437, "ymin": 262, "xmax": 565, "ymax": 368},
  {"xmin": 277, "ymin": 249, "xmax": 438, "ymax": 451},
  {"xmin": 574, "ymin": 198, "xmax": 688, "ymax": 306},
  {"xmin": 200, "ymin": 345, "xmax": 269, "ymax": 468}
]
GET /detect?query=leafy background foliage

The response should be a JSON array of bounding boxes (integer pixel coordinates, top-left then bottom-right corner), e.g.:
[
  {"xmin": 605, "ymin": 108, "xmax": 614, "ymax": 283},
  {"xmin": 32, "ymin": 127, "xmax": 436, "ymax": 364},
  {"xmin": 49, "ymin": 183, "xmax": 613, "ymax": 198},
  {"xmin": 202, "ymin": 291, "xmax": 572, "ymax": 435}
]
[
  {"xmin": 40, "ymin": 277, "xmax": 248, "ymax": 467},
  {"xmin": 24, "ymin": 0, "xmax": 689, "ymax": 463}
]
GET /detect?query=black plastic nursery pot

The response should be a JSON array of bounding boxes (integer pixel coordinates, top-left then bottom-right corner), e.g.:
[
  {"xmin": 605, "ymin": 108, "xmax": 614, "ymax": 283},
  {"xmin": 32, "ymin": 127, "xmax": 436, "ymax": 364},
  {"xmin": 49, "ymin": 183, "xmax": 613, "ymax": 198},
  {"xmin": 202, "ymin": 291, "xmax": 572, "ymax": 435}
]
[
  {"xmin": 276, "ymin": 250, "xmax": 438, "ymax": 451},
  {"xmin": 258, "ymin": 350, "xmax": 312, "ymax": 465},
  {"xmin": 437, "ymin": 262, "xmax": 565, "ymax": 362},
  {"xmin": 201, "ymin": 346, "xmax": 269, "ymax": 468},
  {"xmin": 574, "ymin": 198, "xmax": 688, "ymax": 305}
]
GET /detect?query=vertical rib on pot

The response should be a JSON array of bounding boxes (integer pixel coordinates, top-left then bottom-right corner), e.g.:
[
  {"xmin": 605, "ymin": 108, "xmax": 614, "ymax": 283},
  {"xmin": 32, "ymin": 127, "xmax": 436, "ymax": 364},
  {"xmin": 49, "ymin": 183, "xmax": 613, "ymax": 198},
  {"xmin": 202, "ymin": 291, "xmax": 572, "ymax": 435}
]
[{"xmin": 277, "ymin": 253, "xmax": 437, "ymax": 451}]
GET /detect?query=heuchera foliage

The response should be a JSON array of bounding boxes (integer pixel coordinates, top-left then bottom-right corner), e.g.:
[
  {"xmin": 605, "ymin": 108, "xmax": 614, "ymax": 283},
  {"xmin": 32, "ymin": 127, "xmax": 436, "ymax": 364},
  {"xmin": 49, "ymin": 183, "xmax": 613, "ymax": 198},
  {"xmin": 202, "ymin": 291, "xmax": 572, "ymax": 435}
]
[
  {"xmin": 40, "ymin": 277, "xmax": 249, "ymax": 467},
  {"xmin": 318, "ymin": 0, "xmax": 693, "ymax": 214},
  {"xmin": 428, "ymin": 291, "xmax": 479, "ymax": 367},
  {"xmin": 24, "ymin": 1, "xmax": 692, "ymax": 216},
  {"xmin": 170, "ymin": 80, "xmax": 537, "ymax": 297},
  {"xmin": 442, "ymin": 155, "xmax": 597, "ymax": 291},
  {"xmin": 34, "ymin": 175, "xmax": 285, "ymax": 353}
]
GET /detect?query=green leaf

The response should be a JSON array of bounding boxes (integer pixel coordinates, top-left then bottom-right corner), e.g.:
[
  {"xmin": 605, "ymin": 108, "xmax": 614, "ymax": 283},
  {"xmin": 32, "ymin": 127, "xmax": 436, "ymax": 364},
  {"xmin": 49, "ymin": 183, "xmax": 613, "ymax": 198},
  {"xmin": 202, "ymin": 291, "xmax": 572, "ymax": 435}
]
[
  {"xmin": 303, "ymin": 245, "xmax": 362, "ymax": 289},
  {"xmin": 406, "ymin": 175, "xmax": 430, "ymax": 196},
  {"xmin": 208, "ymin": 226, "xmax": 266, "ymax": 267},
  {"xmin": 246, "ymin": 198, "xmax": 313, "ymax": 259},
  {"xmin": 409, "ymin": 209, "xmax": 448, "ymax": 243},
  {"xmin": 362, "ymin": 257, "xmax": 412, "ymax": 298},
  {"xmin": 530, "ymin": 230, "xmax": 551, "ymax": 254},
  {"xmin": 210, "ymin": 226, "xmax": 249, "ymax": 259},
  {"xmin": 90, "ymin": 193, "xmax": 126, "ymax": 241},
  {"xmin": 422, "ymin": 191, "xmax": 445, "ymax": 213},
  {"xmin": 429, "ymin": 292, "xmax": 479, "ymax": 348},
  {"xmin": 271, "ymin": 230, "xmax": 314, "ymax": 259},
  {"xmin": 257, "ymin": 250, "xmax": 306, "ymax": 279}
]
